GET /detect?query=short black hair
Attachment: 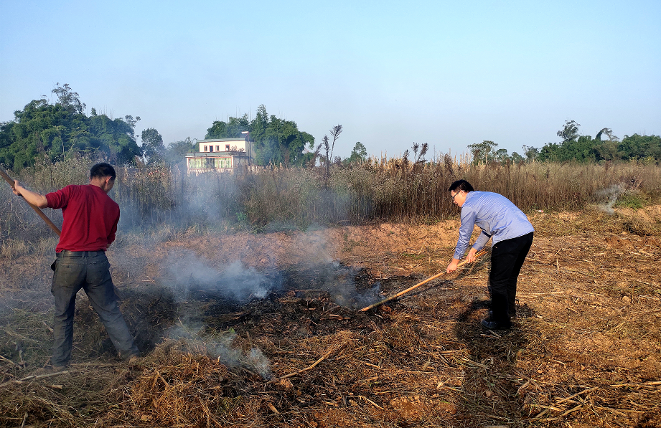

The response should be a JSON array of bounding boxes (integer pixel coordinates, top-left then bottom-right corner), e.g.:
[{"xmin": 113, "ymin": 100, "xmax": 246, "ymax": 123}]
[
  {"xmin": 448, "ymin": 179, "xmax": 474, "ymax": 192},
  {"xmin": 90, "ymin": 163, "xmax": 116, "ymax": 180}
]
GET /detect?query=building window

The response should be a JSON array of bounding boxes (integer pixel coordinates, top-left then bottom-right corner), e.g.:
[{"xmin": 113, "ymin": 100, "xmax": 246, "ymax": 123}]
[
  {"xmin": 225, "ymin": 144, "xmax": 230, "ymax": 151},
  {"xmin": 216, "ymin": 145, "xmax": 220, "ymax": 151},
  {"xmin": 210, "ymin": 146, "xmax": 214, "ymax": 152},
  {"xmin": 204, "ymin": 145, "xmax": 208, "ymax": 152}
]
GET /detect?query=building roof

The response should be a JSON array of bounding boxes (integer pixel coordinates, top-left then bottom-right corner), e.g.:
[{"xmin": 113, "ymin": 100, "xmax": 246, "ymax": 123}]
[
  {"xmin": 198, "ymin": 138, "xmax": 247, "ymax": 143},
  {"xmin": 185, "ymin": 151, "xmax": 249, "ymax": 158}
]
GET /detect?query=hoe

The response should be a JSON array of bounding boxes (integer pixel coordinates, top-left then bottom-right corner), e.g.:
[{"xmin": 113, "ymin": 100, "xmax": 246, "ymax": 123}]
[
  {"xmin": 359, "ymin": 248, "xmax": 487, "ymax": 312},
  {"xmin": 0, "ymin": 165, "xmax": 61, "ymax": 236}
]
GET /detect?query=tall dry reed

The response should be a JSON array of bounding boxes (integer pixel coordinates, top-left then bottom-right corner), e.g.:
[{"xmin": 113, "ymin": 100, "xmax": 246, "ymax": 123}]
[{"xmin": 1, "ymin": 157, "xmax": 659, "ymax": 254}]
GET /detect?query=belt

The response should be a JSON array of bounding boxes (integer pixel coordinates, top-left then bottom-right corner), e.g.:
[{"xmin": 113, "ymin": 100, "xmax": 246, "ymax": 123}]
[{"xmin": 58, "ymin": 250, "xmax": 105, "ymax": 257}]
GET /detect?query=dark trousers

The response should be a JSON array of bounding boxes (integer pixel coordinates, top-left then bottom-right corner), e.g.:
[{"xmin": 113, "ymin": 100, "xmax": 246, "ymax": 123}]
[
  {"xmin": 489, "ymin": 232, "xmax": 534, "ymax": 325},
  {"xmin": 51, "ymin": 251, "xmax": 138, "ymax": 366}
]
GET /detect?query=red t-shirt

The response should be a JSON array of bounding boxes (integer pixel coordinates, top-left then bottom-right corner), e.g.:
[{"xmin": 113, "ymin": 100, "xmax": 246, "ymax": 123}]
[{"xmin": 46, "ymin": 184, "xmax": 120, "ymax": 252}]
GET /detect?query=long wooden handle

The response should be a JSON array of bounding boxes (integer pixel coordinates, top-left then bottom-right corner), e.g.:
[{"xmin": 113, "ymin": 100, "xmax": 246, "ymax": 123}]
[
  {"xmin": 359, "ymin": 249, "xmax": 488, "ymax": 312},
  {"xmin": 0, "ymin": 166, "xmax": 61, "ymax": 237}
]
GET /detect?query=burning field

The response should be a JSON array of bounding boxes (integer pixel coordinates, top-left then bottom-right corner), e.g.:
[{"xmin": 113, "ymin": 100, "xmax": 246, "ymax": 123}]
[{"xmin": 1, "ymin": 205, "xmax": 660, "ymax": 427}]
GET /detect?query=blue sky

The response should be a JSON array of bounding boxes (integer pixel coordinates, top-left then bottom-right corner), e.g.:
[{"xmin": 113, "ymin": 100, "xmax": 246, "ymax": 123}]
[{"xmin": 1, "ymin": 0, "xmax": 660, "ymax": 159}]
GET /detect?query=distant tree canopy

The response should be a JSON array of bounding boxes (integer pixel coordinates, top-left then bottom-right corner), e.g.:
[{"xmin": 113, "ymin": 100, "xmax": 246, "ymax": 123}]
[
  {"xmin": 345, "ymin": 142, "xmax": 368, "ymax": 164},
  {"xmin": 205, "ymin": 105, "xmax": 315, "ymax": 167},
  {"xmin": 0, "ymin": 84, "xmax": 142, "ymax": 170},
  {"xmin": 141, "ymin": 128, "xmax": 165, "ymax": 164},
  {"xmin": 535, "ymin": 120, "xmax": 660, "ymax": 163},
  {"xmin": 470, "ymin": 120, "xmax": 660, "ymax": 165}
]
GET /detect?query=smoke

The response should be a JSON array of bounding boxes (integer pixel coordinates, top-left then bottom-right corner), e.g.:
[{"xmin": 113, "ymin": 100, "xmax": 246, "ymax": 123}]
[
  {"xmin": 167, "ymin": 323, "xmax": 272, "ymax": 379},
  {"xmin": 206, "ymin": 332, "xmax": 272, "ymax": 379},
  {"xmin": 301, "ymin": 260, "xmax": 380, "ymax": 309},
  {"xmin": 162, "ymin": 249, "xmax": 282, "ymax": 303},
  {"xmin": 157, "ymin": 249, "xmax": 280, "ymax": 379},
  {"xmin": 595, "ymin": 184, "xmax": 625, "ymax": 214},
  {"xmin": 290, "ymin": 234, "xmax": 382, "ymax": 309}
]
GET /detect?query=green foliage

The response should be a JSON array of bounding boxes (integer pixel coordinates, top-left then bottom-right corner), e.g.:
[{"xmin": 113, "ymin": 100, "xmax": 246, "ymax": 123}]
[
  {"xmin": 141, "ymin": 128, "xmax": 165, "ymax": 164},
  {"xmin": 345, "ymin": 142, "xmax": 368, "ymax": 164},
  {"xmin": 0, "ymin": 84, "xmax": 142, "ymax": 171},
  {"xmin": 164, "ymin": 138, "xmax": 196, "ymax": 166},
  {"xmin": 557, "ymin": 119, "xmax": 580, "ymax": 143},
  {"xmin": 614, "ymin": 192, "xmax": 649, "ymax": 209},
  {"xmin": 523, "ymin": 145, "xmax": 539, "ymax": 162},
  {"xmin": 618, "ymin": 134, "xmax": 661, "ymax": 161},
  {"xmin": 510, "ymin": 152, "xmax": 524, "ymax": 163},
  {"xmin": 204, "ymin": 105, "xmax": 315, "ymax": 167},
  {"xmin": 529, "ymin": 120, "xmax": 660, "ymax": 164},
  {"xmin": 467, "ymin": 140, "xmax": 497, "ymax": 164}
]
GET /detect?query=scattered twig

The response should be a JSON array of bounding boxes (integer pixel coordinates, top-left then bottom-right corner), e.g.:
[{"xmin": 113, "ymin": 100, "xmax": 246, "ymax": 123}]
[
  {"xmin": 273, "ymin": 342, "xmax": 345, "ymax": 382},
  {"xmin": 46, "ymin": 384, "xmax": 64, "ymax": 390},
  {"xmin": 0, "ymin": 354, "xmax": 18, "ymax": 367},
  {"xmin": 0, "ymin": 370, "xmax": 70, "ymax": 388},
  {"xmin": 611, "ymin": 380, "xmax": 661, "ymax": 388},
  {"xmin": 359, "ymin": 395, "xmax": 384, "ymax": 410},
  {"xmin": 556, "ymin": 386, "xmax": 598, "ymax": 404}
]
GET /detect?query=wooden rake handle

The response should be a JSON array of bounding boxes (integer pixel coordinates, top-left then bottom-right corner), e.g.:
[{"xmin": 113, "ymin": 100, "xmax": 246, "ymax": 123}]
[
  {"xmin": 0, "ymin": 166, "xmax": 61, "ymax": 237},
  {"xmin": 359, "ymin": 249, "xmax": 488, "ymax": 312}
]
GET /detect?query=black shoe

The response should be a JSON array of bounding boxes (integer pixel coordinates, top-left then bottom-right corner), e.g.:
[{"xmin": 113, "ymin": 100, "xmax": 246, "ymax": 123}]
[{"xmin": 481, "ymin": 318, "xmax": 511, "ymax": 330}]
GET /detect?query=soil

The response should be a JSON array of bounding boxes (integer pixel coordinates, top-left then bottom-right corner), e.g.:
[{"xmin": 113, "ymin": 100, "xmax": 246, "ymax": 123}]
[{"xmin": 0, "ymin": 205, "xmax": 660, "ymax": 427}]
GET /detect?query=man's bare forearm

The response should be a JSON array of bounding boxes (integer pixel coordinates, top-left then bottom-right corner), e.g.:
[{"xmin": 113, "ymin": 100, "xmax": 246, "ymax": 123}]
[{"xmin": 12, "ymin": 181, "xmax": 48, "ymax": 208}]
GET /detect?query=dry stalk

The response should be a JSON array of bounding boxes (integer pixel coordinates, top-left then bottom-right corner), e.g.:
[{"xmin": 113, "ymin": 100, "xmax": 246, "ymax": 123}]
[
  {"xmin": 0, "ymin": 369, "xmax": 69, "ymax": 388},
  {"xmin": 273, "ymin": 341, "xmax": 346, "ymax": 382},
  {"xmin": 0, "ymin": 354, "xmax": 19, "ymax": 367}
]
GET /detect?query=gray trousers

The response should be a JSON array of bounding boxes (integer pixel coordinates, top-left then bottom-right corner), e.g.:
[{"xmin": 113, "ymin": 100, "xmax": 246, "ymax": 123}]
[{"xmin": 51, "ymin": 251, "xmax": 138, "ymax": 366}]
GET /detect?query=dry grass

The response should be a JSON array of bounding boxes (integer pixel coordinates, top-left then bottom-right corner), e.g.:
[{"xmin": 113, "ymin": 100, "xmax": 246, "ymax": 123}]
[
  {"xmin": 3, "ymin": 159, "xmax": 660, "ymax": 248},
  {"xmin": 0, "ymin": 205, "xmax": 660, "ymax": 427}
]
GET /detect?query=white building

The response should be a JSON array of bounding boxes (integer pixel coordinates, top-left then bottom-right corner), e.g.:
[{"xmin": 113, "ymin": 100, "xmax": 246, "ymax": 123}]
[{"xmin": 185, "ymin": 137, "xmax": 253, "ymax": 174}]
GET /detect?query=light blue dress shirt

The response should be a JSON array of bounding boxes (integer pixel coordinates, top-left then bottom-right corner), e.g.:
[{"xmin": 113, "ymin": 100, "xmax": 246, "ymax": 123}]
[{"xmin": 453, "ymin": 191, "xmax": 534, "ymax": 260}]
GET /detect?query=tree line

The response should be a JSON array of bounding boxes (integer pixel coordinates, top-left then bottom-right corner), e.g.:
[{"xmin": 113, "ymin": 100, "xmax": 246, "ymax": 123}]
[
  {"xmin": 2, "ymin": 85, "xmax": 658, "ymax": 171},
  {"xmin": 467, "ymin": 120, "xmax": 660, "ymax": 165},
  {"xmin": 0, "ymin": 84, "xmax": 370, "ymax": 171}
]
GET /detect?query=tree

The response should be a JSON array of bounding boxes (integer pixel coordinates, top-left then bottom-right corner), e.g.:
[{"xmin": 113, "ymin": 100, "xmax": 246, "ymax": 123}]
[
  {"xmin": 321, "ymin": 125, "xmax": 342, "ymax": 177},
  {"xmin": 595, "ymin": 127, "xmax": 618, "ymax": 142},
  {"xmin": 141, "ymin": 128, "xmax": 165, "ymax": 164},
  {"xmin": 345, "ymin": 142, "xmax": 368, "ymax": 164},
  {"xmin": 203, "ymin": 105, "xmax": 314, "ymax": 167},
  {"xmin": 0, "ymin": 84, "xmax": 142, "ymax": 170},
  {"xmin": 557, "ymin": 120, "xmax": 580, "ymax": 143},
  {"xmin": 165, "ymin": 138, "xmax": 196, "ymax": 165},
  {"xmin": 467, "ymin": 140, "xmax": 497, "ymax": 164},
  {"xmin": 618, "ymin": 134, "xmax": 661, "ymax": 161},
  {"xmin": 206, "ymin": 114, "xmax": 249, "ymax": 138},
  {"xmin": 52, "ymin": 83, "xmax": 86, "ymax": 115},
  {"xmin": 494, "ymin": 148, "xmax": 509, "ymax": 163},
  {"xmin": 329, "ymin": 125, "xmax": 342, "ymax": 163},
  {"xmin": 522, "ymin": 145, "xmax": 539, "ymax": 162},
  {"xmin": 511, "ymin": 152, "xmax": 524, "ymax": 163}
]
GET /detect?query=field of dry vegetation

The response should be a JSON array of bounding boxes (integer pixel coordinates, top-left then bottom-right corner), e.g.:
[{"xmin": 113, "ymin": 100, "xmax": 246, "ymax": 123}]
[
  {"xmin": 1, "ymin": 158, "xmax": 661, "ymax": 427},
  {"xmin": 1, "ymin": 200, "xmax": 660, "ymax": 427}
]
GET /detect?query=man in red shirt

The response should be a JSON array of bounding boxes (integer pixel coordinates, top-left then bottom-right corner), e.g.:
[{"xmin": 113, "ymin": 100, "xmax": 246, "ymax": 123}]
[{"xmin": 13, "ymin": 163, "xmax": 139, "ymax": 369}]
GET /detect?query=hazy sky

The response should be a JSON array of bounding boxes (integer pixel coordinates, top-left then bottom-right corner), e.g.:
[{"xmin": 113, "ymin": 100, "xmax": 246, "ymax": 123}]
[{"xmin": 1, "ymin": 0, "xmax": 660, "ymax": 159}]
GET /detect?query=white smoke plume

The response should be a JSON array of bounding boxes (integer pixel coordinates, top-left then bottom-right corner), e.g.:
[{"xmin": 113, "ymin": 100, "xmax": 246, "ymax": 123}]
[
  {"xmin": 292, "ymin": 234, "xmax": 382, "ymax": 309},
  {"xmin": 162, "ymin": 249, "xmax": 281, "ymax": 303},
  {"xmin": 595, "ymin": 184, "xmax": 625, "ymax": 214},
  {"xmin": 167, "ymin": 324, "xmax": 272, "ymax": 379}
]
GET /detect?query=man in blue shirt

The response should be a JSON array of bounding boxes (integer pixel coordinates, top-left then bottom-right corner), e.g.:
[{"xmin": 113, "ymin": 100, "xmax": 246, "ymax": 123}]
[{"xmin": 446, "ymin": 180, "xmax": 534, "ymax": 330}]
